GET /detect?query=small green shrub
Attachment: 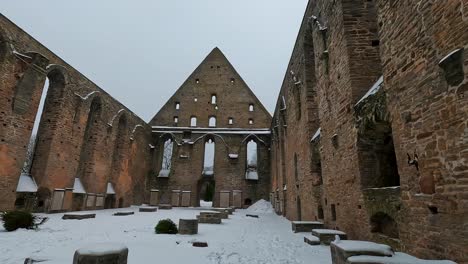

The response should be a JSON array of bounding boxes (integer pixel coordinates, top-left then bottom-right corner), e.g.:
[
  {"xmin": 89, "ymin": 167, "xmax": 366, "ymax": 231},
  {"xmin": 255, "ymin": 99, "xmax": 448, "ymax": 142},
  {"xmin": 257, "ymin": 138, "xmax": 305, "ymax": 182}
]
[
  {"xmin": 1, "ymin": 210, "xmax": 36, "ymax": 232},
  {"xmin": 155, "ymin": 219, "xmax": 178, "ymax": 234}
]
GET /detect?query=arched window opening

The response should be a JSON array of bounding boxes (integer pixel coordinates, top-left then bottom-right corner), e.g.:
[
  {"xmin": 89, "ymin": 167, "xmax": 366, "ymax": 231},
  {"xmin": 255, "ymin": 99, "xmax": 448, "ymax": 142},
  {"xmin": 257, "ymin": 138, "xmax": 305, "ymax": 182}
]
[
  {"xmin": 310, "ymin": 141, "xmax": 323, "ymax": 185},
  {"xmin": 190, "ymin": 116, "xmax": 197, "ymax": 127},
  {"xmin": 175, "ymin": 102, "xmax": 180, "ymax": 110},
  {"xmin": 249, "ymin": 104, "xmax": 254, "ymax": 112},
  {"xmin": 159, "ymin": 138, "xmax": 173, "ymax": 178},
  {"xmin": 317, "ymin": 205, "xmax": 324, "ymax": 219},
  {"xmin": 249, "ymin": 119, "xmax": 254, "ymax": 125},
  {"xmin": 203, "ymin": 139, "xmax": 215, "ymax": 176},
  {"xmin": 228, "ymin": 118, "xmax": 234, "ymax": 125},
  {"xmin": 173, "ymin": 116, "xmax": 178, "ymax": 124},
  {"xmin": 109, "ymin": 114, "xmax": 128, "ymax": 184},
  {"xmin": 211, "ymin": 94, "xmax": 217, "ymax": 104},
  {"xmin": 331, "ymin": 204, "xmax": 337, "ymax": 221},
  {"xmin": 209, "ymin": 116, "xmax": 216, "ymax": 127},
  {"xmin": 245, "ymin": 140, "xmax": 258, "ymax": 180},
  {"xmin": 244, "ymin": 198, "xmax": 252, "ymax": 206},
  {"xmin": 370, "ymin": 212, "xmax": 399, "ymax": 239},
  {"xmin": 76, "ymin": 96, "xmax": 103, "ymax": 191}
]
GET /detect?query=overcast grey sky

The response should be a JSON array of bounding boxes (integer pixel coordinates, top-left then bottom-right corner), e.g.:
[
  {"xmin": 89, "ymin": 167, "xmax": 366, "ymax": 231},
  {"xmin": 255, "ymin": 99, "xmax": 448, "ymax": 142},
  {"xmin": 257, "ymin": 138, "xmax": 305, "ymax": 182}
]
[{"xmin": 2, "ymin": 1, "xmax": 308, "ymax": 122}]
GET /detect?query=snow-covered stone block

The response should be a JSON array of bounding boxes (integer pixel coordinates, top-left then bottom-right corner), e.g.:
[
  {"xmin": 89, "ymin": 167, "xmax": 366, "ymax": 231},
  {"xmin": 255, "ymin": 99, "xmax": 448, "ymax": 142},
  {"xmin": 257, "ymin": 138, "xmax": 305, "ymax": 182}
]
[
  {"xmin": 312, "ymin": 229, "xmax": 347, "ymax": 245},
  {"xmin": 210, "ymin": 208, "xmax": 229, "ymax": 219},
  {"xmin": 158, "ymin": 204, "xmax": 173, "ymax": 210},
  {"xmin": 62, "ymin": 213, "xmax": 96, "ymax": 220},
  {"xmin": 292, "ymin": 221, "xmax": 324, "ymax": 233},
  {"xmin": 304, "ymin": 235, "xmax": 320, "ymax": 246},
  {"xmin": 73, "ymin": 243, "xmax": 128, "ymax": 264},
  {"xmin": 347, "ymin": 252, "xmax": 457, "ymax": 264},
  {"xmin": 197, "ymin": 211, "xmax": 222, "ymax": 224},
  {"xmin": 139, "ymin": 206, "xmax": 157, "ymax": 212},
  {"xmin": 113, "ymin": 211, "xmax": 134, "ymax": 216},
  {"xmin": 331, "ymin": 240, "xmax": 394, "ymax": 264}
]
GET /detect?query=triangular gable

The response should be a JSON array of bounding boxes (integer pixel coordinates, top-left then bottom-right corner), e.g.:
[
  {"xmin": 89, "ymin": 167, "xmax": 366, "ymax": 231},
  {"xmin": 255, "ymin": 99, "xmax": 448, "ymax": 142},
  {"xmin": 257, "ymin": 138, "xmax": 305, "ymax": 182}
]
[{"xmin": 150, "ymin": 47, "xmax": 271, "ymax": 128}]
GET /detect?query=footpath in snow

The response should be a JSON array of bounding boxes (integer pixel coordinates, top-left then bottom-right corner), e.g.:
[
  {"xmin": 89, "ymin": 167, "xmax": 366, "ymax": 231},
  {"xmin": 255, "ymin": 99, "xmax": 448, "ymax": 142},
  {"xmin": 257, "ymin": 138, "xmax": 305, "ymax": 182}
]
[{"xmin": 0, "ymin": 200, "xmax": 331, "ymax": 264}]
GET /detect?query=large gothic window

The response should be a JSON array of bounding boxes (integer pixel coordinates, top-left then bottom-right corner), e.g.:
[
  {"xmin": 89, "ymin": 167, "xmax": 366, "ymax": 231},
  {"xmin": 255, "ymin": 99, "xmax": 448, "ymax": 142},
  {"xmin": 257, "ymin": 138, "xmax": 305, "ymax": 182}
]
[
  {"xmin": 158, "ymin": 138, "xmax": 173, "ymax": 177},
  {"xmin": 245, "ymin": 140, "xmax": 258, "ymax": 180},
  {"xmin": 203, "ymin": 139, "xmax": 215, "ymax": 176}
]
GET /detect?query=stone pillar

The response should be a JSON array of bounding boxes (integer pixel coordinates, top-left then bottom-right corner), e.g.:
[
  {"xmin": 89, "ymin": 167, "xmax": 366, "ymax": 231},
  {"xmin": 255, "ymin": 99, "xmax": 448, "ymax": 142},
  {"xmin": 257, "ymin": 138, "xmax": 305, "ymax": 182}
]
[
  {"xmin": 73, "ymin": 243, "xmax": 128, "ymax": 264},
  {"xmin": 149, "ymin": 189, "xmax": 159, "ymax": 206},
  {"xmin": 178, "ymin": 219, "xmax": 198, "ymax": 235}
]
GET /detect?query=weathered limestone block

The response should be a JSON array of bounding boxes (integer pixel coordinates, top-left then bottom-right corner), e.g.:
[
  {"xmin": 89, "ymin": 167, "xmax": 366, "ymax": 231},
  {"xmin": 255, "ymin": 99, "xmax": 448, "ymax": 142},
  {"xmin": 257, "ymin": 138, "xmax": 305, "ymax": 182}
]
[
  {"xmin": 178, "ymin": 219, "xmax": 198, "ymax": 235},
  {"xmin": 62, "ymin": 214, "xmax": 96, "ymax": 220},
  {"xmin": 73, "ymin": 243, "xmax": 128, "ymax": 264},
  {"xmin": 312, "ymin": 229, "xmax": 347, "ymax": 245},
  {"xmin": 292, "ymin": 221, "xmax": 324, "ymax": 233},
  {"xmin": 158, "ymin": 204, "xmax": 173, "ymax": 210},
  {"xmin": 139, "ymin": 207, "xmax": 157, "ymax": 212}
]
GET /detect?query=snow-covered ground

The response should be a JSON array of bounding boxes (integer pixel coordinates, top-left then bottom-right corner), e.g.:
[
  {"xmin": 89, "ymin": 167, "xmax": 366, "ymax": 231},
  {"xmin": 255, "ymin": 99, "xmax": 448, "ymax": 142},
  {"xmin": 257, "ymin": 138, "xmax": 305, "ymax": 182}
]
[{"xmin": 0, "ymin": 200, "xmax": 331, "ymax": 264}]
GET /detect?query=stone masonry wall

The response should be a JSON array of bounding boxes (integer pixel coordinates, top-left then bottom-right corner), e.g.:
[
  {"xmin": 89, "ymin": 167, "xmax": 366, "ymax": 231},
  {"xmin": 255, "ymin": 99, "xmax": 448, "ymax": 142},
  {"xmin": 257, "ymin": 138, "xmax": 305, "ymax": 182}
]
[
  {"xmin": 0, "ymin": 14, "xmax": 152, "ymax": 211},
  {"xmin": 271, "ymin": 0, "xmax": 467, "ymax": 263},
  {"xmin": 376, "ymin": 0, "xmax": 468, "ymax": 261},
  {"xmin": 150, "ymin": 48, "xmax": 272, "ymax": 208}
]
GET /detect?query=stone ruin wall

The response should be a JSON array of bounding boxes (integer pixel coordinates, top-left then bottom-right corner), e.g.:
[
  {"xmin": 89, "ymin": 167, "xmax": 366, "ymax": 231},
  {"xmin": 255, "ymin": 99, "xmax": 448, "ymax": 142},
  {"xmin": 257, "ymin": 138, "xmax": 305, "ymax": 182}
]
[
  {"xmin": 0, "ymin": 14, "xmax": 153, "ymax": 212},
  {"xmin": 271, "ymin": 0, "xmax": 468, "ymax": 262}
]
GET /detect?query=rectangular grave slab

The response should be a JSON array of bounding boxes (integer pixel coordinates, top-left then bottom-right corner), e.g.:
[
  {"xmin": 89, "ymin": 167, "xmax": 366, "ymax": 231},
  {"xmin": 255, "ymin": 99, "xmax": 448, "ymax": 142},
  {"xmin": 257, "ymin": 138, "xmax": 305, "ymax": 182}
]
[
  {"xmin": 197, "ymin": 217, "xmax": 222, "ymax": 224},
  {"xmin": 292, "ymin": 221, "xmax": 324, "ymax": 233},
  {"xmin": 62, "ymin": 214, "xmax": 96, "ymax": 220},
  {"xmin": 246, "ymin": 214, "xmax": 259, "ymax": 218},
  {"xmin": 139, "ymin": 207, "xmax": 157, "ymax": 212},
  {"xmin": 304, "ymin": 235, "xmax": 320, "ymax": 246},
  {"xmin": 331, "ymin": 240, "xmax": 395, "ymax": 264},
  {"xmin": 113, "ymin": 212, "xmax": 135, "ymax": 216},
  {"xmin": 312, "ymin": 229, "xmax": 347, "ymax": 245},
  {"xmin": 158, "ymin": 204, "xmax": 173, "ymax": 210}
]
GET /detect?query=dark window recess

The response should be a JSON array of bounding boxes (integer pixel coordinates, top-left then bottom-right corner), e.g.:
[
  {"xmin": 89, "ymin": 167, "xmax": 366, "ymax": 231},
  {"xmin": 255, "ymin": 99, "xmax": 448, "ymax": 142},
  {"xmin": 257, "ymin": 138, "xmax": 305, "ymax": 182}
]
[
  {"xmin": 439, "ymin": 48, "xmax": 464, "ymax": 86},
  {"xmin": 318, "ymin": 206, "xmax": 324, "ymax": 219},
  {"xmin": 370, "ymin": 212, "xmax": 399, "ymax": 238},
  {"xmin": 331, "ymin": 204, "xmax": 337, "ymax": 221},
  {"xmin": 371, "ymin": 40, "xmax": 380, "ymax": 46}
]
